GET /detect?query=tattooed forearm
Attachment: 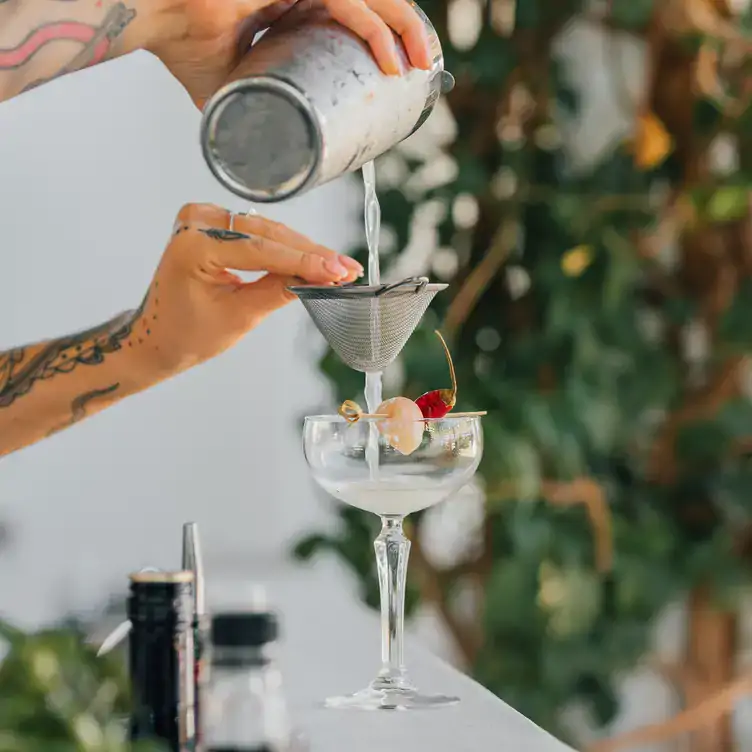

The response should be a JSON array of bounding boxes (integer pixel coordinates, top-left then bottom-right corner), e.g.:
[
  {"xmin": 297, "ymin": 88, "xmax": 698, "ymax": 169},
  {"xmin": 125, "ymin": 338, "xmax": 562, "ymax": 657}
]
[
  {"xmin": 46, "ymin": 382, "xmax": 120, "ymax": 437},
  {"xmin": 0, "ymin": 1, "xmax": 136, "ymax": 101},
  {"xmin": 0, "ymin": 297, "xmax": 145, "ymax": 409},
  {"xmin": 0, "ymin": 291, "xmax": 164, "ymax": 458},
  {"xmin": 0, "ymin": 348, "xmax": 25, "ymax": 395},
  {"xmin": 0, "ymin": 313, "xmax": 129, "ymax": 409}
]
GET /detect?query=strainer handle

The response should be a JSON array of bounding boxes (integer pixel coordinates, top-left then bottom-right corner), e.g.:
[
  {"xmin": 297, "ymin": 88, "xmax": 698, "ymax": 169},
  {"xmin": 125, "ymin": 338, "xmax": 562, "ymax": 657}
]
[{"xmin": 375, "ymin": 277, "xmax": 429, "ymax": 297}]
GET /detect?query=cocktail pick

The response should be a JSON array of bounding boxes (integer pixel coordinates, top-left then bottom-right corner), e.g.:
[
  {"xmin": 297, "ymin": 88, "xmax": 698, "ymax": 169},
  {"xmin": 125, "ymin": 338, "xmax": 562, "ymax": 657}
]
[
  {"xmin": 338, "ymin": 400, "xmax": 388, "ymax": 423},
  {"xmin": 339, "ymin": 399, "xmax": 485, "ymax": 424}
]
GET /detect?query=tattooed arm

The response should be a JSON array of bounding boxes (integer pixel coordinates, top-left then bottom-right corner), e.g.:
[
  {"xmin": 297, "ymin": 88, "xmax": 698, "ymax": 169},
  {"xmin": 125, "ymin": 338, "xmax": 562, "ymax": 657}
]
[
  {"xmin": 0, "ymin": 202, "xmax": 361, "ymax": 459},
  {"xmin": 0, "ymin": 302, "xmax": 164, "ymax": 457},
  {"xmin": 0, "ymin": 0, "xmax": 433, "ymax": 108},
  {"xmin": 0, "ymin": 0, "xmax": 155, "ymax": 101}
]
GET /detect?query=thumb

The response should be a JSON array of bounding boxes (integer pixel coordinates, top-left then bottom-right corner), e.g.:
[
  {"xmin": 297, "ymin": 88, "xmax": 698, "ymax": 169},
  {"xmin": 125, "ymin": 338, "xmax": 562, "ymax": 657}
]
[
  {"xmin": 234, "ymin": 273, "xmax": 298, "ymax": 321},
  {"xmin": 239, "ymin": 0, "xmax": 298, "ymax": 41}
]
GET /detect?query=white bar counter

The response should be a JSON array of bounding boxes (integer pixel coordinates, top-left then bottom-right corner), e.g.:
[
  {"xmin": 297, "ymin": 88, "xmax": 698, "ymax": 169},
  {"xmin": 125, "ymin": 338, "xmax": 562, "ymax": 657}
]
[{"xmin": 209, "ymin": 558, "xmax": 577, "ymax": 752}]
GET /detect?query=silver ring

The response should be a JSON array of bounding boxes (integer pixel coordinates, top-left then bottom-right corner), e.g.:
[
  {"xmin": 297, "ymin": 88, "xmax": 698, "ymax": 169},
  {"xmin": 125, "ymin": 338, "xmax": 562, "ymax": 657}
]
[{"xmin": 228, "ymin": 206, "xmax": 257, "ymax": 232}]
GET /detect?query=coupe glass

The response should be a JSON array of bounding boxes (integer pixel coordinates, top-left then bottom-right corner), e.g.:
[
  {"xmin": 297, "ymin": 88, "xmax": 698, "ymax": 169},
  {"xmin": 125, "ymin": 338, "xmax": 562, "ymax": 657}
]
[{"xmin": 303, "ymin": 413, "xmax": 483, "ymax": 710}]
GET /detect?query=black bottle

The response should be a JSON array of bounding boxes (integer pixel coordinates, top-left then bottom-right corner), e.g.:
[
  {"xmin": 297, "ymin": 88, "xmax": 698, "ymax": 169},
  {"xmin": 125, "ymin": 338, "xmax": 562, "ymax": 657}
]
[{"xmin": 127, "ymin": 570, "xmax": 196, "ymax": 751}]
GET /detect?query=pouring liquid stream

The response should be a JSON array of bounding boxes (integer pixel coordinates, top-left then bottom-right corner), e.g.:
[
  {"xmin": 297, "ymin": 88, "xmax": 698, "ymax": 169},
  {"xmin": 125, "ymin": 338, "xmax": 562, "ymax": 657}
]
[{"xmin": 362, "ymin": 161, "xmax": 382, "ymax": 482}]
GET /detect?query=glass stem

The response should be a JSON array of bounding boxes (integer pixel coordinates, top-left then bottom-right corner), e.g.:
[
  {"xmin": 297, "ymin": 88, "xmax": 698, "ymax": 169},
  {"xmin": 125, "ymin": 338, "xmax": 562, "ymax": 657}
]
[{"xmin": 373, "ymin": 516, "xmax": 410, "ymax": 687}]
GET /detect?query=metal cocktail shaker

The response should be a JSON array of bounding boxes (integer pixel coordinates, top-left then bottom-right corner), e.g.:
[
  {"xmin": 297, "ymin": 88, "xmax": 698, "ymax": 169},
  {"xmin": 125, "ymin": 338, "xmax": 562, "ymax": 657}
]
[{"xmin": 199, "ymin": 0, "xmax": 454, "ymax": 203}]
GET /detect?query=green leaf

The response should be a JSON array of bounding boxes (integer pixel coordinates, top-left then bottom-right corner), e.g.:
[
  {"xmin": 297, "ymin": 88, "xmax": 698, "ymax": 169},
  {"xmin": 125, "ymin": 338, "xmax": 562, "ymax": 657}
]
[
  {"xmin": 376, "ymin": 188, "xmax": 414, "ymax": 248},
  {"xmin": 291, "ymin": 534, "xmax": 332, "ymax": 561},
  {"xmin": 318, "ymin": 349, "xmax": 364, "ymax": 401},
  {"xmin": 716, "ymin": 399, "xmax": 752, "ymax": 438},
  {"xmin": 576, "ymin": 674, "xmax": 619, "ymax": 726},
  {"xmin": 715, "ymin": 461, "xmax": 752, "ymax": 513},
  {"xmin": 693, "ymin": 98, "xmax": 724, "ymax": 135},
  {"xmin": 601, "ymin": 228, "xmax": 642, "ymax": 310},
  {"xmin": 552, "ymin": 194, "xmax": 582, "ymax": 228},
  {"xmin": 510, "ymin": 505, "xmax": 556, "ymax": 562},
  {"xmin": 0, "ymin": 619, "xmax": 24, "ymax": 646},
  {"xmin": 361, "ymin": 573, "xmax": 381, "ymax": 611},
  {"xmin": 719, "ymin": 279, "xmax": 752, "ymax": 347},
  {"xmin": 485, "ymin": 431, "xmax": 542, "ymax": 502},
  {"xmin": 471, "ymin": 32, "xmax": 517, "ymax": 88},
  {"xmin": 454, "ymin": 150, "xmax": 490, "ymax": 195},
  {"xmin": 706, "ymin": 185, "xmax": 750, "ymax": 222},
  {"xmin": 675, "ymin": 419, "xmax": 732, "ymax": 464},
  {"xmin": 484, "ymin": 558, "xmax": 543, "ymax": 633},
  {"xmin": 663, "ymin": 296, "xmax": 697, "ymax": 326},
  {"xmin": 610, "ymin": 0, "xmax": 655, "ymax": 30}
]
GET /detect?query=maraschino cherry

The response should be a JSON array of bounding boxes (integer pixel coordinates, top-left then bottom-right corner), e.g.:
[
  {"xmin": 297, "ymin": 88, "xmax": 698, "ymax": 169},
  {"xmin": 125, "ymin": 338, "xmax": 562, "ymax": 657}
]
[{"xmin": 415, "ymin": 330, "xmax": 457, "ymax": 419}]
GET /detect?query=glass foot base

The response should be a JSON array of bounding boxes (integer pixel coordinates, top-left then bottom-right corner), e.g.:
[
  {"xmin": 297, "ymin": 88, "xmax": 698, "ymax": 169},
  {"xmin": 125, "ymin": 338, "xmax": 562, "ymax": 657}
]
[{"xmin": 325, "ymin": 682, "xmax": 459, "ymax": 711}]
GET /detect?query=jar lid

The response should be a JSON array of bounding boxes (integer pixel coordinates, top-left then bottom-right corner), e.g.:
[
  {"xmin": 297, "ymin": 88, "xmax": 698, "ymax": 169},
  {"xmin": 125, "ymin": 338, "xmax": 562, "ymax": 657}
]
[{"xmin": 211, "ymin": 611, "xmax": 279, "ymax": 648}]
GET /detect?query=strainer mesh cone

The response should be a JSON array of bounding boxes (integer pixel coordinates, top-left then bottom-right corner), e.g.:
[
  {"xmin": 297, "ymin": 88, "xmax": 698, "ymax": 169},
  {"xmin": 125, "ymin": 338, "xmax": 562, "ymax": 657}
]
[{"xmin": 289, "ymin": 277, "xmax": 447, "ymax": 373}]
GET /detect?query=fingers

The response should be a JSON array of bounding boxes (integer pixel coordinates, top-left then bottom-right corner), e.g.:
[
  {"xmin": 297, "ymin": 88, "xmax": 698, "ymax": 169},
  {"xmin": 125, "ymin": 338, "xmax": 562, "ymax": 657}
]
[
  {"xmin": 170, "ymin": 204, "xmax": 363, "ymax": 285},
  {"xmin": 234, "ymin": 273, "xmax": 298, "ymax": 321},
  {"xmin": 325, "ymin": 0, "xmax": 401, "ymax": 74},
  {"xmin": 185, "ymin": 229, "xmax": 355, "ymax": 284},
  {"xmin": 175, "ymin": 203, "xmax": 228, "ymax": 226},
  {"xmin": 231, "ymin": 213, "xmax": 362, "ymax": 276},
  {"xmin": 176, "ymin": 203, "xmax": 359, "ymax": 270},
  {"xmin": 364, "ymin": 0, "xmax": 432, "ymax": 70},
  {"xmin": 235, "ymin": 0, "xmax": 283, "ymax": 15},
  {"xmin": 324, "ymin": 0, "xmax": 431, "ymax": 74},
  {"xmin": 233, "ymin": 213, "xmax": 331, "ymax": 255},
  {"xmin": 237, "ymin": 0, "xmax": 432, "ymax": 76}
]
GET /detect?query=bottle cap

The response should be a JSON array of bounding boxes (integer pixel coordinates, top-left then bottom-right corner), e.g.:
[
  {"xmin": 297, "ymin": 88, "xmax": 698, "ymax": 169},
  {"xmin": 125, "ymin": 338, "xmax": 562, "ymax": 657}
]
[{"xmin": 211, "ymin": 611, "xmax": 279, "ymax": 648}]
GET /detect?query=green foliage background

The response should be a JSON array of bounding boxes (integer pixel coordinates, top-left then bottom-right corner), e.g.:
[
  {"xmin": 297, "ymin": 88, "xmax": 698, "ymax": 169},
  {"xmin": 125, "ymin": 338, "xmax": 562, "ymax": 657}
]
[
  {"xmin": 295, "ymin": 0, "xmax": 752, "ymax": 743},
  {"xmin": 0, "ymin": 616, "xmax": 164, "ymax": 752}
]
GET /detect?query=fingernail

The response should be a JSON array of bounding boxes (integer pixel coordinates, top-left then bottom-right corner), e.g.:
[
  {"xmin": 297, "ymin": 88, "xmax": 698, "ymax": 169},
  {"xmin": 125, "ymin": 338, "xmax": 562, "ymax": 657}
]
[
  {"xmin": 340, "ymin": 256, "xmax": 364, "ymax": 274},
  {"xmin": 324, "ymin": 258, "xmax": 349, "ymax": 278},
  {"xmin": 384, "ymin": 53, "xmax": 401, "ymax": 76}
]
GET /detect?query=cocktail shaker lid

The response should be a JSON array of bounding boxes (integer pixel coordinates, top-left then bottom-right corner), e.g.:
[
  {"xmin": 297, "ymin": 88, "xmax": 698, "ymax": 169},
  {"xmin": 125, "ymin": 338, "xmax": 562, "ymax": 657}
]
[{"xmin": 201, "ymin": 77, "xmax": 321, "ymax": 203}]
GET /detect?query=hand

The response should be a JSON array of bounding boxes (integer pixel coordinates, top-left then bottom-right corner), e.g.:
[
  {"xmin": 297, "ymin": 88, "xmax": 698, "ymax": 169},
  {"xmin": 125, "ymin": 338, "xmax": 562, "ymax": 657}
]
[
  {"xmin": 145, "ymin": 0, "xmax": 433, "ymax": 107},
  {"xmin": 131, "ymin": 203, "xmax": 363, "ymax": 376}
]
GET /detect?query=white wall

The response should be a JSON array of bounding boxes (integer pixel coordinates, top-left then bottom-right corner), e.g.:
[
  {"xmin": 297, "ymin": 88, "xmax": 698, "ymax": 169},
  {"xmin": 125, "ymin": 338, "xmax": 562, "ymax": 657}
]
[{"xmin": 0, "ymin": 51, "xmax": 360, "ymax": 627}]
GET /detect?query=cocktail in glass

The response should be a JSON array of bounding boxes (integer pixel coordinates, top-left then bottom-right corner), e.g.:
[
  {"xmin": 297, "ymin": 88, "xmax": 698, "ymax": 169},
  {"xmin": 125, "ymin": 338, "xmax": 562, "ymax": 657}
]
[{"xmin": 303, "ymin": 413, "xmax": 483, "ymax": 710}]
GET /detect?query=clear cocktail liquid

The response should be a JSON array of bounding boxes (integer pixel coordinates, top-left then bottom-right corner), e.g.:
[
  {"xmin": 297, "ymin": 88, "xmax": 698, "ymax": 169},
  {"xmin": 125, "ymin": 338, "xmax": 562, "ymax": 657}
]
[{"xmin": 362, "ymin": 161, "xmax": 383, "ymax": 481}]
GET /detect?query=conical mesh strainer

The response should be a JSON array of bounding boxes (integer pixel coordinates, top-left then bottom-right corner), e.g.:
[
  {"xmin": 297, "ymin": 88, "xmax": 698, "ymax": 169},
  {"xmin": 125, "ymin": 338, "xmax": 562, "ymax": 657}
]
[{"xmin": 289, "ymin": 277, "xmax": 447, "ymax": 372}]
